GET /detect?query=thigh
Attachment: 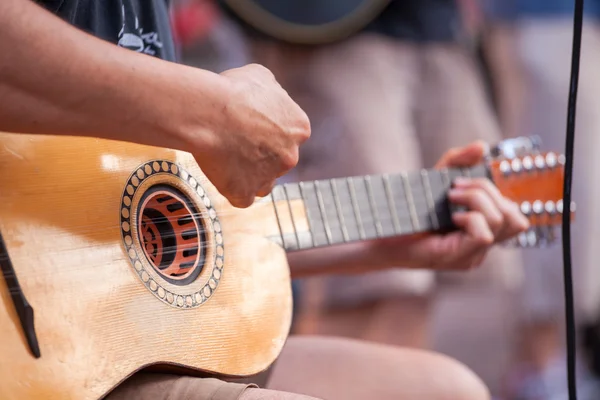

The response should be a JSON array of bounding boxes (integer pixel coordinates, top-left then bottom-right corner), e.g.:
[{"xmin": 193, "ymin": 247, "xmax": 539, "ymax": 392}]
[
  {"xmin": 415, "ymin": 43, "xmax": 503, "ymax": 164},
  {"xmin": 267, "ymin": 336, "xmax": 490, "ymax": 400},
  {"xmin": 105, "ymin": 374, "xmax": 254, "ymax": 400},
  {"xmin": 106, "ymin": 373, "xmax": 319, "ymax": 400}
]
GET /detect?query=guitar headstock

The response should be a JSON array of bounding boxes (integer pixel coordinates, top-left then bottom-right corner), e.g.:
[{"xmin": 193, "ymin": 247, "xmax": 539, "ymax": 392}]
[{"xmin": 487, "ymin": 136, "xmax": 573, "ymax": 248}]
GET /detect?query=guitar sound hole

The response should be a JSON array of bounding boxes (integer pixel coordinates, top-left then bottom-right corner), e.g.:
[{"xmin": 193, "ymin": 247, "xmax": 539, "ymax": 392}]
[{"xmin": 137, "ymin": 186, "xmax": 206, "ymax": 286}]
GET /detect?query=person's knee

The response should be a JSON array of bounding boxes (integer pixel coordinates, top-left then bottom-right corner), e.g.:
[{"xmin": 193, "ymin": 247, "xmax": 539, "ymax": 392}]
[
  {"xmin": 240, "ymin": 388, "xmax": 321, "ymax": 400},
  {"xmin": 275, "ymin": 336, "xmax": 491, "ymax": 400},
  {"xmin": 420, "ymin": 352, "xmax": 491, "ymax": 400}
]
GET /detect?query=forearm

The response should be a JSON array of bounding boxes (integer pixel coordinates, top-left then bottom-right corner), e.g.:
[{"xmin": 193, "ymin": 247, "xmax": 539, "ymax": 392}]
[
  {"xmin": 287, "ymin": 241, "xmax": 403, "ymax": 279},
  {"xmin": 0, "ymin": 0, "xmax": 229, "ymax": 151}
]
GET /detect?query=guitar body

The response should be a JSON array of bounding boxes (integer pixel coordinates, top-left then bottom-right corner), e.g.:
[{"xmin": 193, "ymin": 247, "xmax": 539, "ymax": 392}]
[
  {"xmin": 0, "ymin": 133, "xmax": 294, "ymax": 399},
  {"xmin": 222, "ymin": 0, "xmax": 391, "ymax": 44},
  {"xmin": 0, "ymin": 132, "xmax": 566, "ymax": 399}
]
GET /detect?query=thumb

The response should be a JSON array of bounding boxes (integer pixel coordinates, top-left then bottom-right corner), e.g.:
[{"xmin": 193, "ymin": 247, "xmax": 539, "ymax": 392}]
[{"xmin": 435, "ymin": 140, "xmax": 489, "ymax": 168}]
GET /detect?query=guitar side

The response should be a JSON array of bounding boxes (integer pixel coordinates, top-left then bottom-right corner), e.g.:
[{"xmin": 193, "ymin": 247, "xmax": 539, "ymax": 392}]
[{"xmin": 0, "ymin": 133, "xmax": 293, "ymax": 400}]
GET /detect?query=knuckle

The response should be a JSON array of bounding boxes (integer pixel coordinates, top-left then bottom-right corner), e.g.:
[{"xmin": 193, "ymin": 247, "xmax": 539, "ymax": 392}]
[
  {"xmin": 299, "ymin": 114, "xmax": 312, "ymax": 140},
  {"xmin": 475, "ymin": 177, "xmax": 493, "ymax": 189},
  {"xmin": 479, "ymin": 234, "xmax": 494, "ymax": 246},
  {"xmin": 470, "ymin": 189, "xmax": 488, "ymax": 205},
  {"xmin": 489, "ymin": 212, "xmax": 504, "ymax": 228},
  {"xmin": 234, "ymin": 195, "xmax": 255, "ymax": 209},
  {"xmin": 447, "ymin": 147, "xmax": 461, "ymax": 157},
  {"xmin": 280, "ymin": 149, "xmax": 299, "ymax": 171},
  {"xmin": 250, "ymin": 63, "xmax": 274, "ymax": 77}
]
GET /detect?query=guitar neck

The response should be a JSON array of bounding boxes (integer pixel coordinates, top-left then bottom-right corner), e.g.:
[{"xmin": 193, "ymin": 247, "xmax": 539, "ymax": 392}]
[{"xmin": 269, "ymin": 164, "xmax": 489, "ymax": 251}]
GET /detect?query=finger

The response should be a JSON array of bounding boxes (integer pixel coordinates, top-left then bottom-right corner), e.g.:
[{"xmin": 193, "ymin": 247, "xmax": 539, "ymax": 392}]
[
  {"xmin": 435, "ymin": 140, "xmax": 489, "ymax": 169},
  {"xmin": 228, "ymin": 195, "xmax": 256, "ymax": 209},
  {"xmin": 448, "ymin": 187, "xmax": 504, "ymax": 235},
  {"xmin": 453, "ymin": 177, "xmax": 530, "ymax": 240},
  {"xmin": 452, "ymin": 211, "xmax": 494, "ymax": 252},
  {"xmin": 256, "ymin": 179, "xmax": 277, "ymax": 198},
  {"xmin": 451, "ymin": 248, "xmax": 488, "ymax": 271}
]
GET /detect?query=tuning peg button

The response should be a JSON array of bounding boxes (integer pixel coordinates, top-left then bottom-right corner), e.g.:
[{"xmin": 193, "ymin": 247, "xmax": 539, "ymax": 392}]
[
  {"xmin": 527, "ymin": 229, "xmax": 538, "ymax": 247},
  {"xmin": 545, "ymin": 201, "xmax": 556, "ymax": 214},
  {"xmin": 535, "ymin": 155, "xmax": 546, "ymax": 169},
  {"xmin": 500, "ymin": 160, "xmax": 511, "ymax": 176},
  {"xmin": 556, "ymin": 200, "xmax": 576, "ymax": 214},
  {"xmin": 511, "ymin": 158, "xmax": 522, "ymax": 173},
  {"xmin": 522, "ymin": 156, "xmax": 534, "ymax": 171},
  {"xmin": 520, "ymin": 201, "xmax": 532, "ymax": 215},
  {"xmin": 533, "ymin": 200, "xmax": 544, "ymax": 214},
  {"xmin": 546, "ymin": 152, "xmax": 558, "ymax": 168}
]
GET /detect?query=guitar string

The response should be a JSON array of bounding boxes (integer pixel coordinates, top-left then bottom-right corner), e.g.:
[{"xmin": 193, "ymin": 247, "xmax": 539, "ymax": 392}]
[
  {"xmin": 0, "ymin": 190, "xmax": 470, "ymax": 233},
  {"xmin": 0, "ymin": 195, "xmax": 537, "ymax": 245},
  {"xmin": 0, "ymin": 213, "xmax": 553, "ymax": 282},
  {"xmin": 0, "ymin": 184, "xmax": 551, "ymax": 254}
]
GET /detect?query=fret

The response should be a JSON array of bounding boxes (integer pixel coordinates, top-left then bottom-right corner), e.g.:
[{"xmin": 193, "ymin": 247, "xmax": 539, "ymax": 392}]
[
  {"xmin": 330, "ymin": 179, "xmax": 350, "ymax": 242},
  {"xmin": 387, "ymin": 174, "xmax": 413, "ymax": 232},
  {"xmin": 440, "ymin": 168, "xmax": 451, "ymax": 188},
  {"xmin": 316, "ymin": 179, "xmax": 346, "ymax": 245},
  {"xmin": 314, "ymin": 181, "xmax": 333, "ymax": 245},
  {"xmin": 368, "ymin": 175, "xmax": 396, "ymax": 237},
  {"xmin": 469, "ymin": 164, "xmax": 489, "ymax": 179},
  {"xmin": 383, "ymin": 174, "xmax": 402, "ymax": 234},
  {"xmin": 299, "ymin": 182, "xmax": 321, "ymax": 247},
  {"xmin": 270, "ymin": 185, "xmax": 286, "ymax": 248},
  {"xmin": 421, "ymin": 170, "xmax": 439, "ymax": 230},
  {"xmin": 351, "ymin": 176, "xmax": 378, "ymax": 239},
  {"xmin": 401, "ymin": 172, "xmax": 420, "ymax": 232},
  {"xmin": 364, "ymin": 176, "xmax": 383, "ymax": 237},
  {"xmin": 426, "ymin": 170, "xmax": 453, "ymax": 231},
  {"xmin": 346, "ymin": 177, "xmax": 367, "ymax": 240},
  {"xmin": 334, "ymin": 177, "xmax": 361, "ymax": 242},
  {"xmin": 281, "ymin": 182, "xmax": 314, "ymax": 250},
  {"xmin": 282, "ymin": 184, "xmax": 300, "ymax": 249}
]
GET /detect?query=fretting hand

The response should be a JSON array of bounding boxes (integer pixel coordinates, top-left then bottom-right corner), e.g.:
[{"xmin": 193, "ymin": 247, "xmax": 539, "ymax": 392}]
[{"xmin": 371, "ymin": 141, "xmax": 529, "ymax": 271}]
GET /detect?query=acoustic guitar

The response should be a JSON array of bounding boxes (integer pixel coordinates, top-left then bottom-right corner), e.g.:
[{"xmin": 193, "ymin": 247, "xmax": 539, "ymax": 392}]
[
  {"xmin": 220, "ymin": 0, "xmax": 391, "ymax": 44},
  {"xmin": 0, "ymin": 133, "xmax": 567, "ymax": 399}
]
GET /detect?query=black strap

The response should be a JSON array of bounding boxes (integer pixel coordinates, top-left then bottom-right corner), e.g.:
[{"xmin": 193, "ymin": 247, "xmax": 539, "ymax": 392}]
[{"xmin": 563, "ymin": 1, "xmax": 584, "ymax": 399}]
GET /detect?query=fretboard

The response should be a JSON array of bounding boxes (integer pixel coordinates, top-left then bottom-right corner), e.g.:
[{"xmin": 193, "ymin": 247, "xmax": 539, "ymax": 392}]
[{"xmin": 270, "ymin": 165, "xmax": 489, "ymax": 251}]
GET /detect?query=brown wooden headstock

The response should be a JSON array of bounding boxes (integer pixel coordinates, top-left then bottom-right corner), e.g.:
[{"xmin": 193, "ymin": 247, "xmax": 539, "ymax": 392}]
[{"xmin": 488, "ymin": 150, "xmax": 573, "ymax": 247}]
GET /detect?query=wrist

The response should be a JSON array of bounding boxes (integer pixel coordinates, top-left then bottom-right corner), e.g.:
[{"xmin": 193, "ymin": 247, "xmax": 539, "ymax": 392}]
[{"xmin": 120, "ymin": 62, "xmax": 233, "ymax": 156}]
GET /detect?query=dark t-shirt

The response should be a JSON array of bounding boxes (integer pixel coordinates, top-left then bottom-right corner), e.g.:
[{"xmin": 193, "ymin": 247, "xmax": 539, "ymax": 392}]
[
  {"xmin": 220, "ymin": 0, "xmax": 463, "ymax": 44},
  {"xmin": 366, "ymin": 0, "xmax": 462, "ymax": 42},
  {"xmin": 35, "ymin": 0, "xmax": 176, "ymax": 61}
]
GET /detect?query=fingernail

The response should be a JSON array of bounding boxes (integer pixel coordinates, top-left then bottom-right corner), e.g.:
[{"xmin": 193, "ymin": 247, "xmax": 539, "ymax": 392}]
[
  {"xmin": 453, "ymin": 177, "xmax": 470, "ymax": 186},
  {"xmin": 448, "ymin": 188, "xmax": 463, "ymax": 197}
]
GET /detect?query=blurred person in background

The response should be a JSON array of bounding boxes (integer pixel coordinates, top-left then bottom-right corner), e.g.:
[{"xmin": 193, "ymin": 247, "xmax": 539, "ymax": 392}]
[
  {"xmin": 215, "ymin": 0, "xmax": 524, "ymax": 381},
  {"xmin": 480, "ymin": 0, "xmax": 600, "ymax": 398},
  {"xmin": 171, "ymin": 0, "xmax": 250, "ymax": 71}
]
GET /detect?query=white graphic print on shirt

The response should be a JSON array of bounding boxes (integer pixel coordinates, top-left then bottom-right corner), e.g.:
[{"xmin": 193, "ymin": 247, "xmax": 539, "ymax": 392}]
[{"xmin": 117, "ymin": 2, "xmax": 163, "ymax": 56}]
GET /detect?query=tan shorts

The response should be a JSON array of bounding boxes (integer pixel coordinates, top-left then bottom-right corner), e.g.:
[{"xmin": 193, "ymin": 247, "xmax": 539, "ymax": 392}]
[
  {"xmin": 106, "ymin": 374, "xmax": 255, "ymax": 400},
  {"xmin": 252, "ymin": 33, "xmax": 523, "ymax": 308}
]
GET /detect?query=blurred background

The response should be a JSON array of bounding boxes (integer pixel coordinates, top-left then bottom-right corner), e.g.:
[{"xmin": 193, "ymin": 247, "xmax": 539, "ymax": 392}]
[{"xmin": 169, "ymin": 1, "xmax": 600, "ymax": 399}]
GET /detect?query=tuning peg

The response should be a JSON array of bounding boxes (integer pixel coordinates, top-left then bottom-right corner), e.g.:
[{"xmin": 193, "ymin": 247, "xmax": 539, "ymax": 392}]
[
  {"xmin": 509, "ymin": 226, "xmax": 560, "ymax": 249},
  {"xmin": 556, "ymin": 200, "xmax": 576, "ymax": 214},
  {"xmin": 490, "ymin": 135, "xmax": 543, "ymax": 159}
]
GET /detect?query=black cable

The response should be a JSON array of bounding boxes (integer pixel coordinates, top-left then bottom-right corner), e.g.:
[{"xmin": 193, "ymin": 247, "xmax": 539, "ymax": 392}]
[{"xmin": 564, "ymin": 0, "xmax": 584, "ymax": 399}]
